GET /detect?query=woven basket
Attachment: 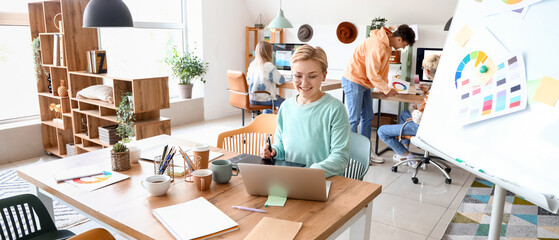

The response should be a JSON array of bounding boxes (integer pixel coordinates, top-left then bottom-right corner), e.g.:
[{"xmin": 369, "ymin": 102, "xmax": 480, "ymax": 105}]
[{"xmin": 111, "ymin": 149, "xmax": 131, "ymax": 171}]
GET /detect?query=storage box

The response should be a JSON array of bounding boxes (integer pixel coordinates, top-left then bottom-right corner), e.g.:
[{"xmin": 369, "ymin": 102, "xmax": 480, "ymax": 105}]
[
  {"xmin": 372, "ymin": 113, "xmax": 397, "ymax": 128},
  {"xmin": 99, "ymin": 125, "xmax": 119, "ymax": 145}
]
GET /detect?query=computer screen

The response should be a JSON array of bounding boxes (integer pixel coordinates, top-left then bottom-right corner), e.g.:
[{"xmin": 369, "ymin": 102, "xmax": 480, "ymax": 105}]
[
  {"xmin": 416, "ymin": 47, "xmax": 443, "ymax": 82},
  {"xmin": 272, "ymin": 43, "xmax": 305, "ymax": 71}
]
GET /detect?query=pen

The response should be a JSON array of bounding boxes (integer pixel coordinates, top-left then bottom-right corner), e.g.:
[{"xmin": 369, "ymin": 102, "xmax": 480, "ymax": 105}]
[{"xmin": 232, "ymin": 206, "xmax": 267, "ymax": 213}]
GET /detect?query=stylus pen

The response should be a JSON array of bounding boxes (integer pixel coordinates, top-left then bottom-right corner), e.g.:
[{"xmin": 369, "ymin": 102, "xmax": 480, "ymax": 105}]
[
  {"xmin": 232, "ymin": 206, "xmax": 267, "ymax": 213},
  {"xmin": 267, "ymin": 136, "xmax": 274, "ymax": 161}
]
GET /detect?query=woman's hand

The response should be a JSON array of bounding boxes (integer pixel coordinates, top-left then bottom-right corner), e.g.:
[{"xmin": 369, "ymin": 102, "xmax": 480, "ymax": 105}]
[
  {"xmin": 260, "ymin": 143, "xmax": 276, "ymax": 159},
  {"xmin": 384, "ymin": 88, "xmax": 398, "ymax": 97}
]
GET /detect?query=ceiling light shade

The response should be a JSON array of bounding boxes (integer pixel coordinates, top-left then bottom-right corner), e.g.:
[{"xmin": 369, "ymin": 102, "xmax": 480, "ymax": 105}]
[
  {"xmin": 83, "ymin": 0, "xmax": 133, "ymax": 28},
  {"xmin": 267, "ymin": 0, "xmax": 293, "ymax": 29}
]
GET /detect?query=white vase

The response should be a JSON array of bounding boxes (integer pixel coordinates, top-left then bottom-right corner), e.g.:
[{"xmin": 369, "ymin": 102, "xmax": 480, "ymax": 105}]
[{"xmin": 128, "ymin": 146, "xmax": 140, "ymax": 164}]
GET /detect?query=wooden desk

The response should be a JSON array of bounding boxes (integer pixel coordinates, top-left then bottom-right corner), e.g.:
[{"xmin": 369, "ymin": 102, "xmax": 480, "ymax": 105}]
[
  {"xmin": 371, "ymin": 89, "xmax": 425, "ymax": 156},
  {"xmin": 18, "ymin": 135, "xmax": 381, "ymax": 239}
]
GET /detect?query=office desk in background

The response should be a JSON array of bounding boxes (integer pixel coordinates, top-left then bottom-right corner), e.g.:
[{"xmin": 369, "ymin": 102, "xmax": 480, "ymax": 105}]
[
  {"xmin": 278, "ymin": 79, "xmax": 343, "ymax": 100},
  {"xmin": 371, "ymin": 88, "xmax": 425, "ymax": 156},
  {"xmin": 18, "ymin": 134, "xmax": 381, "ymax": 240}
]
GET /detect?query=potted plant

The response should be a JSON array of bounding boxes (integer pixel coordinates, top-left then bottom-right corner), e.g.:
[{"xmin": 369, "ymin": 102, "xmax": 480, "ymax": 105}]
[
  {"xmin": 111, "ymin": 92, "xmax": 135, "ymax": 170},
  {"xmin": 370, "ymin": 17, "xmax": 387, "ymax": 30},
  {"xmin": 164, "ymin": 47, "xmax": 209, "ymax": 99},
  {"xmin": 110, "ymin": 142, "xmax": 130, "ymax": 171}
]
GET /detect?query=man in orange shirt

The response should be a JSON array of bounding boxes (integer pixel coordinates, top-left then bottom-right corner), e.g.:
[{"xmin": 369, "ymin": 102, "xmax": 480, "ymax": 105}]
[{"xmin": 342, "ymin": 24, "xmax": 415, "ymax": 140}]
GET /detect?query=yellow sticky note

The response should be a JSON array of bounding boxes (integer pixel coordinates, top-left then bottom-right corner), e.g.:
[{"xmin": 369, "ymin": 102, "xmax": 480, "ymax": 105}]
[
  {"xmin": 533, "ymin": 76, "xmax": 559, "ymax": 106},
  {"xmin": 454, "ymin": 25, "xmax": 473, "ymax": 47},
  {"xmin": 474, "ymin": 57, "xmax": 497, "ymax": 86}
]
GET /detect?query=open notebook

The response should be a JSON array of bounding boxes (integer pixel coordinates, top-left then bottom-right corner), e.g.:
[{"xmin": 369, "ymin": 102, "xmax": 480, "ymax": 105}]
[{"xmin": 153, "ymin": 197, "xmax": 239, "ymax": 240}]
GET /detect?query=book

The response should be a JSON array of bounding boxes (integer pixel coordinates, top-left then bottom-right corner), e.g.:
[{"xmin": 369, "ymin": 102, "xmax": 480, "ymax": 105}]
[
  {"xmin": 153, "ymin": 197, "xmax": 239, "ymax": 240},
  {"xmin": 244, "ymin": 217, "xmax": 302, "ymax": 240},
  {"xmin": 92, "ymin": 50, "xmax": 107, "ymax": 73},
  {"xmin": 53, "ymin": 34, "xmax": 59, "ymax": 66},
  {"xmin": 59, "ymin": 35, "xmax": 64, "ymax": 67}
]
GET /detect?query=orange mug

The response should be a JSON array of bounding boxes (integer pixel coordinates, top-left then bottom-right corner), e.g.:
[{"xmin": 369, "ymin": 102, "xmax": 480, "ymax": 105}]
[{"xmin": 192, "ymin": 169, "xmax": 212, "ymax": 191}]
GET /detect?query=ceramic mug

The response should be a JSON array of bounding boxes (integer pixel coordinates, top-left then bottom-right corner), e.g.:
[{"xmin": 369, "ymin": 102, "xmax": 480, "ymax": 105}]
[
  {"xmin": 210, "ymin": 160, "xmax": 238, "ymax": 184},
  {"xmin": 141, "ymin": 175, "xmax": 171, "ymax": 196},
  {"xmin": 192, "ymin": 169, "xmax": 212, "ymax": 191},
  {"xmin": 192, "ymin": 144, "xmax": 210, "ymax": 169}
]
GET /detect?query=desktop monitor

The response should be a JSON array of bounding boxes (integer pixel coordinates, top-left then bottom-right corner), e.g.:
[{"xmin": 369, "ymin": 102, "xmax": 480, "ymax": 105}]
[
  {"xmin": 416, "ymin": 47, "xmax": 443, "ymax": 82},
  {"xmin": 272, "ymin": 43, "xmax": 305, "ymax": 71}
]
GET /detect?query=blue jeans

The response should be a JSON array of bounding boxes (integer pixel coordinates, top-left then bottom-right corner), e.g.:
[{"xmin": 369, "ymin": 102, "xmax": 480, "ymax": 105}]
[
  {"xmin": 342, "ymin": 77, "xmax": 373, "ymax": 139},
  {"xmin": 377, "ymin": 110, "xmax": 418, "ymax": 155},
  {"xmin": 251, "ymin": 96, "xmax": 285, "ymax": 114}
]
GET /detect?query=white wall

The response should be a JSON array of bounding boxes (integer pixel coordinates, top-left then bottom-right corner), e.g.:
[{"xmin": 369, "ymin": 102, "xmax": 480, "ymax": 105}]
[{"xmin": 199, "ymin": 0, "xmax": 458, "ymax": 119}]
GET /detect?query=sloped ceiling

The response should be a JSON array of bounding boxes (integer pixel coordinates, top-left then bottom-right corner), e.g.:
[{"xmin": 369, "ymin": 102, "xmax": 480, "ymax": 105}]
[{"xmin": 242, "ymin": 0, "xmax": 457, "ymax": 26}]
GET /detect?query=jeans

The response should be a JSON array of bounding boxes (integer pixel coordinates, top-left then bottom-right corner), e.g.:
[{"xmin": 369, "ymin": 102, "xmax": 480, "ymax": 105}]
[
  {"xmin": 342, "ymin": 77, "xmax": 373, "ymax": 139},
  {"xmin": 251, "ymin": 96, "xmax": 285, "ymax": 114},
  {"xmin": 377, "ymin": 110, "xmax": 419, "ymax": 155}
]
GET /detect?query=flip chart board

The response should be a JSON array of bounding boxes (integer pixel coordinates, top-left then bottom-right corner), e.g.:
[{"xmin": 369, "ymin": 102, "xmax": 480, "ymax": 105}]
[{"xmin": 413, "ymin": 0, "xmax": 559, "ymax": 213}]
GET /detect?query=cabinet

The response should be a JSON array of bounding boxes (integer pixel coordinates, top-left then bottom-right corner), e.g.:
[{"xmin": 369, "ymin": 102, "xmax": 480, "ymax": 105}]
[
  {"xmin": 245, "ymin": 26, "xmax": 283, "ymax": 72},
  {"xmin": 29, "ymin": 0, "xmax": 170, "ymax": 157}
]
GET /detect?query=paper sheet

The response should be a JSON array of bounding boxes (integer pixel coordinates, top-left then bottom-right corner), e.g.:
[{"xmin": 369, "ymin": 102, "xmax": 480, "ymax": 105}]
[
  {"xmin": 533, "ymin": 76, "xmax": 559, "ymax": 106},
  {"xmin": 66, "ymin": 170, "xmax": 129, "ymax": 192}
]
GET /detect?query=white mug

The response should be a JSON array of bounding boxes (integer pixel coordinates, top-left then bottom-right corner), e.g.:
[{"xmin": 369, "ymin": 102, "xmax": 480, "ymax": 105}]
[{"xmin": 141, "ymin": 175, "xmax": 171, "ymax": 196}]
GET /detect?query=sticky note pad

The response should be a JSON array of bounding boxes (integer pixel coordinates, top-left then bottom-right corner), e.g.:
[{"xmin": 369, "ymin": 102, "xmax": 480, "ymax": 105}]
[
  {"xmin": 454, "ymin": 25, "xmax": 473, "ymax": 47},
  {"xmin": 265, "ymin": 195, "xmax": 287, "ymax": 207},
  {"xmin": 533, "ymin": 76, "xmax": 559, "ymax": 106},
  {"xmin": 526, "ymin": 79, "xmax": 541, "ymax": 105}
]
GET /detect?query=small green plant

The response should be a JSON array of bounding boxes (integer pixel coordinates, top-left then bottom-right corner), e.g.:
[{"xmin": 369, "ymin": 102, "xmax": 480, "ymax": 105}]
[
  {"xmin": 116, "ymin": 92, "xmax": 135, "ymax": 143},
  {"xmin": 31, "ymin": 37, "xmax": 45, "ymax": 83},
  {"xmin": 112, "ymin": 142, "xmax": 128, "ymax": 152},
  {"xmin": 164, "ymin": 47, "xmax": 209, "ymax": 85},
  {"xmin": 370, "ymin": 17, "xmax": 387, "ymax": 30}
]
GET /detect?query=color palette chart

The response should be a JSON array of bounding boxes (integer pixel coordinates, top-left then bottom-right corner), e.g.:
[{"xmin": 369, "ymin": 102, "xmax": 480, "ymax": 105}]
[
  {"xmin": 67, "ymin": 170, "xmax": 129, "ymax": 192},
  {"xmin": 455, "ymin": 51, "xmax": 527, "ymax": 125}
]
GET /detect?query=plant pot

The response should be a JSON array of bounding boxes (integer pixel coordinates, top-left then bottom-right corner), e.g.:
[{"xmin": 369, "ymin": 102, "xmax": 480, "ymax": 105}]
[
  {"xmin": 177, "ymin": 84, "xmax": 193, "ymax": 99},
  {"xmin": 111, "ymin": 149, "xmax": 131, "ymax": 171}
]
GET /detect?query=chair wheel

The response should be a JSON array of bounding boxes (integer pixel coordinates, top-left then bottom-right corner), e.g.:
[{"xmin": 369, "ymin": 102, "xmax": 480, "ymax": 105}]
[
  {"xmin": 391, "ymin": 166, "xmax": 398, "ymax": 172},
  {"xmin": 445, "ymin": 168, "xmax": 451, "ymax": 173},
  {"xmin": 445, "ymin": 178, "xmax": 452, "ymax": 184},
  {"xmin": 412, "ymin": 177, "xmax": 418, "ymax": 184}
]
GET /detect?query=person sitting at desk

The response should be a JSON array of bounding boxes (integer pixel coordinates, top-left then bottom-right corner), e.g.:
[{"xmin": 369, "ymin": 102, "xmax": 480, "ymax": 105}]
[
  {"xmin": 377, "ymin": 54, "xmax": 440, "ymax": 168},
  {"xmin": 247, "ymin": 41, "xmax": 286, "ymax": 113},
  {"xmin": 260, "ymin": 45, "xmax": 350, "ymax": 178},
  {"xmin": 342, "ymin": 24, "xmax": 416, "ymax": 140}
]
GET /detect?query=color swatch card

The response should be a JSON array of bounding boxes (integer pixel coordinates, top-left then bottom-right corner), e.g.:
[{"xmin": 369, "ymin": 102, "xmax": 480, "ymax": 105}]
[
  {"xmin": 479, "ymin": 0, "xmax": 542, "ymax": 16},
  {"xmin": 66, "ymin": 170, "xmax": 129, "ymax": 192}
]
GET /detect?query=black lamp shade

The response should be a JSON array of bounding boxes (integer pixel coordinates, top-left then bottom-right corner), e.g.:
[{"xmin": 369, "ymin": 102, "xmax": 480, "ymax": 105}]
[
  {"xmin": 83, "ymin": 0, "xmax": 133, "ymax": 28},
  {"xmin": 444, "ymin": 17, "xmax": 453, "ymax": 31}
]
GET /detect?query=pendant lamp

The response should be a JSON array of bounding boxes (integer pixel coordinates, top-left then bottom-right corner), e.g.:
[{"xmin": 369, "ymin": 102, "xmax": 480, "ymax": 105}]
[
  {"xmin": 83, "ymin": 0, "xmax": 133, "ymax": 28},
  {"xmin": 443, "ymin": 17, "xmax": 453, "ymax": 31},
  {"xmin": 267, "ymin": 0, "xmax": 293, "ymax": 29}
]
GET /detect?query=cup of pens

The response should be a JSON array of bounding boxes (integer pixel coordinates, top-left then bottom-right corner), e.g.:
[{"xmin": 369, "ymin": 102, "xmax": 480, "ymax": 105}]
[{"xmin": 154, "ymin": 155, "xmax": 174, "ymax": 182}]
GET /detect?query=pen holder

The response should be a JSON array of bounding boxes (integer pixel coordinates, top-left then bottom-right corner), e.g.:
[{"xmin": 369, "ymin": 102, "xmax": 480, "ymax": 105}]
[{"xmin": 154, "ymin": 155, "xmax": 174, "ymax": 182}]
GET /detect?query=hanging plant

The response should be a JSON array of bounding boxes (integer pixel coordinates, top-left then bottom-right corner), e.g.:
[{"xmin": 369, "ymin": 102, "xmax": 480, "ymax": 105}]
[
  {"xmin": 370, "ymin": 17, "xmax": 387, "ymax": 30},
  {"xmin": 31, "ymin": 37, "xmax": 46, "ymax": 84},
  {"xmin": 116, "ymin": 92, "xmax": 135, "ymax": 143}
]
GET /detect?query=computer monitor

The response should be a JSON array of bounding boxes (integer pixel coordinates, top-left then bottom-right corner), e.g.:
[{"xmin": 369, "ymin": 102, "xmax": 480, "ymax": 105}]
[
  {"xmin": 272, "ymin": 43, "xmax": 305, "ymax": 71},
  {"xmin": 416, "ymin": 47, "xmax": 443, "ymax": 82}
]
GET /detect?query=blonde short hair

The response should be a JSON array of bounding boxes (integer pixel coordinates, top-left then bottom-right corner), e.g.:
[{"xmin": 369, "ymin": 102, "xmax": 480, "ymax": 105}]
[
  {"xmin": 254, "ymin": 41, "xmax": 273, "ymax": 66},
  {"xmin": 422, "ymin": 54, "xmax": 440, "ymax": 79},
  {"xmin": 290, "ymin": 45, "xmax": 328, "ymax": 72}
]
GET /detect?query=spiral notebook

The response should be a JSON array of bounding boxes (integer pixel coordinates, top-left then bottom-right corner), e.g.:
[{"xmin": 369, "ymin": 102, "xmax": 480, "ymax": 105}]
[{"xmin": 153, "ymin": 197, "xmax": 239, "ymax": 240}]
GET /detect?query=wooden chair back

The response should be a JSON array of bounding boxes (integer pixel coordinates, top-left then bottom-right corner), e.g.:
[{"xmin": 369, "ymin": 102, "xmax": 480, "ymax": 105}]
[
  {"xmin": 227, "ymin": 70, "xmax": 251, "ymax": 110},
  {"xmin": 69, "ymin": 228, "xmax": 116, "ymax": 240},
  {"xmin": 217, "ymin": 114, "xmax": 278, "ymax": 155}
]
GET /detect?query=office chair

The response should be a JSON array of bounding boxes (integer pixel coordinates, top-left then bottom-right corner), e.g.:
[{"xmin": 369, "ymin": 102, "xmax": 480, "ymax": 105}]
[
  {"xmin": 344, "ymin": 132, "xmax": 371, "ymax": 180},
  {"xmin": 227, "ymin": 70, "xmax": 275, "ymax": 126},
  {"xmin": 68, "ymin": 228, "xmax": 115, "ymax": 240},
  {"xmin": 217, "ymin": 113, "xmax": 277, "ymax": 156},
  {"xmin": 390, "ymin": 121, "xmax": 452, "ymax": 184},
  {"xmin": 0, "ymin": 194, "xmax": 76, "ymax": 240}
]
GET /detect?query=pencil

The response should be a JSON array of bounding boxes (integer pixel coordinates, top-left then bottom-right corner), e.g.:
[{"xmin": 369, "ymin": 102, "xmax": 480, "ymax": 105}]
[{"xmin": 179, "ymin": 147, "xmax": 195, "ymax": 172}]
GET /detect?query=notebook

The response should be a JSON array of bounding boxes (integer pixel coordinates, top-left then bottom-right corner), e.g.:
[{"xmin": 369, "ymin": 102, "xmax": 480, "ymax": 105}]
[
  {"xmin": 237, "ymin": 163, "xmax": 331, "ymax": 202},
  {"xmin": 229, "ymin": 154, "xmax": 305, "ymax": 170},
  {"xmin": 243, "ymin": 217, "xmax": 302, "ymax": 240},
  {"xmin": 153, "ymin": 197, "xmax": 239, "ymax": 240},
  {"xmin": 53, "ymin": 166, "xmax": 104, "ymax": 182}
]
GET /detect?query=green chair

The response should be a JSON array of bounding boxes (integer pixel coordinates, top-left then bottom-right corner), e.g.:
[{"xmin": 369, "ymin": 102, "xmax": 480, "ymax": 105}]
[
  {"xmin": 344, "ymin": 132, "xmax": 371, "ymax": 180},
  {"xmin": 0, "ymin": 194, "xmax": 75, "ymax": 240}
]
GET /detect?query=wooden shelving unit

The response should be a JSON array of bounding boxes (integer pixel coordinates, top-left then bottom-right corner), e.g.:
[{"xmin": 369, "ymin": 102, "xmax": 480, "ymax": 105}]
[
  {"xmin": 245, "ymin": 26, "xmax": 283, "ymax": 72},
  {"xmin": 29, "ymin": 0, "xmax": 171, "ymax": 157}
]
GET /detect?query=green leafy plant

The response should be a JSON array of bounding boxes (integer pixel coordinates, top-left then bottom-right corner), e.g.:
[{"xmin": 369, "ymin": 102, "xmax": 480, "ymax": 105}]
[
  {"xmin": 31, "ymin": 37, "xmax": 45, "ymax": 83},
  {"xmin": 116, "ymin": 92, "xmax": 135, "ymax": 143},
  {"xmin": 370, "ymin": 17, "xmax": 387, "ymax": 30},
  {"xmin": 164, "ymin": 48, "xmax": 209, "ymax": 85},
  {"xmin": 112, "ymin": 142, "xmax": 128, "ymax": 152}
]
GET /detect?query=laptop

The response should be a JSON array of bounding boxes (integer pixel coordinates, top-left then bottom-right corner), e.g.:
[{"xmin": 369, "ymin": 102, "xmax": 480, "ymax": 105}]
[
  {"xmin": 229, "ymin": 153, "xmax": 305, "ymax": 170},
  {"xmin": 237, "ymin": 163, "xmax": 331, "ymax": 202}
]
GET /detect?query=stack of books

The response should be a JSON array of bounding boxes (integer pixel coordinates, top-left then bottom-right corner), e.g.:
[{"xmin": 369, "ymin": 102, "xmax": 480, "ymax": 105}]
[
  {"xmin": 66, "ymin": 143, "xmax": 75, "ymax": 156},
  {"xmin": 86, "ymin": 50, "xmax": 108, "ymax": 73},
  {"xmin": 98, "ymin": 125, "xmax": 119, "ymax": 145}
]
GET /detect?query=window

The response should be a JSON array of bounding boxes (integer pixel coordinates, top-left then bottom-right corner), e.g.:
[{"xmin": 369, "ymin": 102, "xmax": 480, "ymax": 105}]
[{"xmin": 100, "ymin": 0, "xmax": 185, "ymax": 98}]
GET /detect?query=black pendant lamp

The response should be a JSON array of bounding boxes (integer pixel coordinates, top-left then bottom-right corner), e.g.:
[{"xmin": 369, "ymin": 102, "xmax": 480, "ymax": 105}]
[{"xmin": 83, "ymin": 0, "xmax": 133, "ymax": 28}]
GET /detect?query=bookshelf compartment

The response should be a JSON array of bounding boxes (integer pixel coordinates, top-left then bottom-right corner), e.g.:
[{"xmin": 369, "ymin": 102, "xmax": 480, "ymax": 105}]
[
  {"xmin": 68, "ymin": 73, "xmax": 103, "ymax": 98},
  {"xmin": 39, "ymin": 34, "xmax": 54, "ymax": 65},
  {"xmin": 42, "ymin": 1, "xmax": 61, "ymax": 33},
  {"xmin": 50, "ymin": 67, "xmax": 68, "ymax": 96}
]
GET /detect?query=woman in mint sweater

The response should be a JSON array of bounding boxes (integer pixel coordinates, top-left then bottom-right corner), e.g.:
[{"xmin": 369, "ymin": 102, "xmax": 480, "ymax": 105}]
[{"xmin": 260, "ymin": 45, "xmax": 350, "ymax": 177}]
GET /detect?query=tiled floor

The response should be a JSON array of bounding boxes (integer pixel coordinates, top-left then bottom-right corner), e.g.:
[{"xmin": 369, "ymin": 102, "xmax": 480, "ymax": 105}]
[{"xmin": 3, "ymin": 113, "xmax": 474, "ymax": 239}]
